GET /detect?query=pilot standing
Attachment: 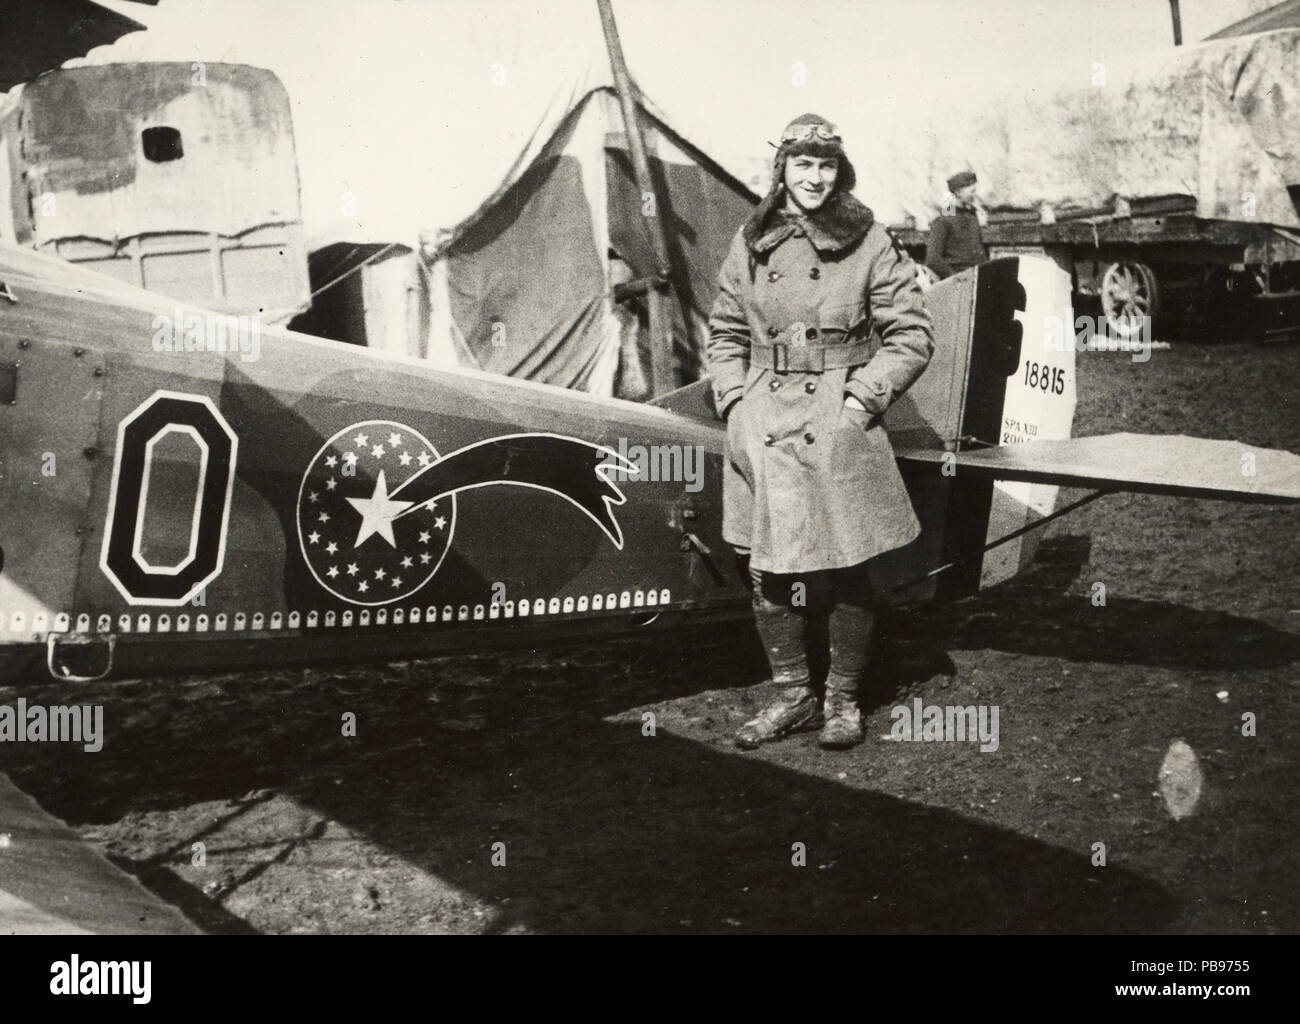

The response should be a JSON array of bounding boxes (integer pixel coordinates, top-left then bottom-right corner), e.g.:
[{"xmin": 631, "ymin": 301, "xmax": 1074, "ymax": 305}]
[
  {"xmin": 707, "ymin": 113, "xmax": 934, "ymax": 749},
  {"xmin": 924, "ymin": 169, "xmax": 986, "ymax": 280}
]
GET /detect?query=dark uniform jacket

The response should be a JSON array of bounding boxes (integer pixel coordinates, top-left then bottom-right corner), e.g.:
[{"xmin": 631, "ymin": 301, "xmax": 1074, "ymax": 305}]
[
  {"xmin": 707, "ymin": 206, "xmax": 934, "ymax": 574},
  {"xmin": 924, "ymin": 208, "xmax": 985, "ymax": 279}
]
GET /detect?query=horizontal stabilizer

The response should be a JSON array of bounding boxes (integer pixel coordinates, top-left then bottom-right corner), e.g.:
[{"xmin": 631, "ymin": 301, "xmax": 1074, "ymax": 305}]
[{"xmin": 895, "ymin": 433, "xmax": 1300, "ymax": 504}]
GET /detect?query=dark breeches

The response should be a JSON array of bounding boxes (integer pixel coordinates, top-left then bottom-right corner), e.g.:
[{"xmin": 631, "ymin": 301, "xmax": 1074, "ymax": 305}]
[{"xmin": 748, "ymin": 561, "xmax": 875, "ymax": 683}]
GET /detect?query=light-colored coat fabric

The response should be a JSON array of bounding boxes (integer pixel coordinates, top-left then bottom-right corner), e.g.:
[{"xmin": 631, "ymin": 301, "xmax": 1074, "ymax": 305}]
[{"xmin": 707, "ymin": 212, "xmax": 934, "ymax": 574}]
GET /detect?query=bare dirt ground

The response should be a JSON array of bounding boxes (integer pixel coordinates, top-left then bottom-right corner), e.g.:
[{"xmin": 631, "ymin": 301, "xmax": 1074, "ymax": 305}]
[{"xmin": 2, "ymin": 340, "xmax": 1297, "ymax": 934}]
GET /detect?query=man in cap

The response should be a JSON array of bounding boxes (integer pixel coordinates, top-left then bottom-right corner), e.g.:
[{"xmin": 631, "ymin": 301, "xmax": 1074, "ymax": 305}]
[
  {"xmin": 924, "ymin": 170, "xmax": 986, "ymax": 280},
  {"xmin": 707, "ymin": 113, "xmax": 933, "ymax": 750}
]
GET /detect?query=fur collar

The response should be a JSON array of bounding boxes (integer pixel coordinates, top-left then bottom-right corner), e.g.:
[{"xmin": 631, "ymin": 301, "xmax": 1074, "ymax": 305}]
[{"xmin": 743, "ymin": 188, "xmax": 874, "ymax": 257}]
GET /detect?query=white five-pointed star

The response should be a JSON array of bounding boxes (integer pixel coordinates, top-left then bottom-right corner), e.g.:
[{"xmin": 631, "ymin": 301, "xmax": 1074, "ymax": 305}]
[
  {"xmin": 417, "ymin": 452, "xmax": 433, "ymax": 467},
  {"xmin": 325, "ymin": 455, "xmax": 337, "ymax": 468},
  {"xmin": 344, "ymin": 451, "xmax": 358, "ymax": 464},
  {"xmin": 400, "ymin": 556, "xmax": 413, "ymax": 568},
  {"xmin": 353, "ymin": 433, "xmax": 369, "ymax": 448},
  {"xmin": 399, "ymin": 451, "xmax": 412, "ymax": 466},
  {"xmin": 347, "ymin": 563, "xmax": 359, "ymax": 576},
  {"xmin": 420, "ymin": 552, "xmax": 432, "ymax": 564},
  {"xmin": 326, "ymin": 478, "xmax": 337, "ymax": 491},
  {"xmin": 309, "ymin": 491, "xmax": 319, "ymax": 503},
  {"xmin": 419, "ymin": 531, "xmax": 431, "ymax": 544},
  {"xmin": 375, "ymin": 567, "xmax": 387, "ymax": 580},
  {"xmin": 371, "ymin": 444, "xmax": 385, "ymax": 458},
  {"xmin": 358, "ymin": 580, "xmax": 369, "ymax": 593},
  {"xmin": 388, "ymin": 432, "xmax": 403, "ymax": 447},
  {"xmin": 392, "ymin": 577, "xmax": 402, "ymax": 588},
  {"xmin": 435, "ymin": 516, "xmax": 447, "ymax": 530},
  {"xmin": 308, "ymin": 531, "xmax": 320, "ymax": 544},
  {"xmin": 318, "ymin": 512, "xmax": 330, "ymax": 523},
  {"xmin": 327, "ymin": 566, "xmax": 339, "ymax": 578},
  {"xmin": 326, "ymin": 541, "xmax": 338, "ymax": 555},
  {"xmin": 344, "ymin": 470, "xmax": 414, "ymax": 548}
]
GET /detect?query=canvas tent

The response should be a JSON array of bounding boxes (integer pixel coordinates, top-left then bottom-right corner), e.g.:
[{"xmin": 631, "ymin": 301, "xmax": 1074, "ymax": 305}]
[{"xmin": 424, "ymin": 87, "xmax": 757, "ymax": 397}]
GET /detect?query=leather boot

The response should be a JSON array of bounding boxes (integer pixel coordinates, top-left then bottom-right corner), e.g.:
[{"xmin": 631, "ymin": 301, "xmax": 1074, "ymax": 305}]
[
  {"xmin": 819, "ymin": 671, "xmax": 865, "ymax": 748},
  {"xmin": 735, "ymin": 580, "xmax": 820, "ymax": 749},
  {"xmin": 819, "ymin": 599, "xmax": 873, "ymax": 749}
]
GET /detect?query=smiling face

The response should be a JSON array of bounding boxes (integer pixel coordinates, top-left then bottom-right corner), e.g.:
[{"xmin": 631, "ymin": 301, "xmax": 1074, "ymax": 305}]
[{"xmin": 783, "ymin": 154, "xmax": 839, "ymax": 214}]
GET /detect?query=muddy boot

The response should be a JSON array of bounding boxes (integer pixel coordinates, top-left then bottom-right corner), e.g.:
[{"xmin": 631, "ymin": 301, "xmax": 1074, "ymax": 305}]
[
  {"xmin": 735, "ymin": 578, "xmax": 819, "ymax": 750},
  {"xmin": 819, "ymin": 671, "xmax": 865, "ymax": 748},
  {"xmin": 819, "ymin": 597, "xmax": 873, "ymax": 749},
  {"xmin": 735, "ymin": 684, "xmax": 822, "ymax": 749}
]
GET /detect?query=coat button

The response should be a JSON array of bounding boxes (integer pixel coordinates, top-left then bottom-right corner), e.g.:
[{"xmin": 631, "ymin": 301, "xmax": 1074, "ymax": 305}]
[
  {"xmin": 769, "ymin": 379, "xmax": 781, "ymax": 391},
  {"xmin": 767, "ymin": 326, "xmax": 779, "ymax": 338},
  {"xmin": 809, "ymin": 267, "xmax": 821, "ymax": 280},
  {"xmin": 804, "ymin": 432, "xmax": 815, "ymax": 444},
  {"xmin": 806, "ymin": 327, "xmax": 819, "ymax": 340},
  {"xmin": 764, "ymin": 434, "xmax": 775, "ymax": 446},
  {"xmin": 804, "ymin": 381, "xmax": 817, "ymax": 394},
  {"xmin": 768, "ymin": 271, "xmax": 781, "ymax": 283}
]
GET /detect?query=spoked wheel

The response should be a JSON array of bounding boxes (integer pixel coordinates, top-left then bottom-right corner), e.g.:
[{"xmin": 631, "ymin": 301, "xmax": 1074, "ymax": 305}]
[{"xmin": 1100, "ymin": 261, "xmax": 1159, "ymax": 337}]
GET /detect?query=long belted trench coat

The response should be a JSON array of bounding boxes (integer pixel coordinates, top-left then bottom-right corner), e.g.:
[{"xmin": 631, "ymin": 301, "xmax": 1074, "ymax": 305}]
[{"xmin": 706, "ymin": 210, "xmax": 935, "ymax": 575}]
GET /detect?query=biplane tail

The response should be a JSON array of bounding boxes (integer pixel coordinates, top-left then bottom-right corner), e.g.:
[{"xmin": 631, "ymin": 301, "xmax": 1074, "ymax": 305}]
[{"xmin": 873, "ymin": 255, "xmax": 1300, "ymax": 604}]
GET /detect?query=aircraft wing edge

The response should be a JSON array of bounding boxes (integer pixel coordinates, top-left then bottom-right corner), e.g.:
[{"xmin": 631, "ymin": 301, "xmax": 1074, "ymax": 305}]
[{"xmin": 895, "ymin": 432, "xmax": 1300, "ymax": 504}]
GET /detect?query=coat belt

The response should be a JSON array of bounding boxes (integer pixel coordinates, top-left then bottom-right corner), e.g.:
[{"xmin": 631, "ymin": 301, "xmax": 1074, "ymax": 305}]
[{"xmin": 750, "ymin": 339, "xmax": 873, "ymax": 373}]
